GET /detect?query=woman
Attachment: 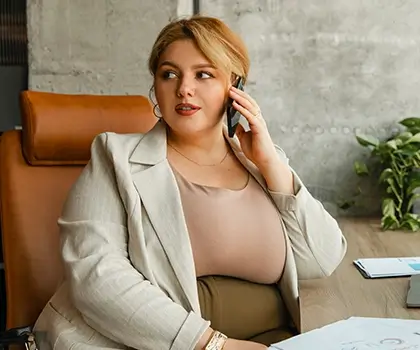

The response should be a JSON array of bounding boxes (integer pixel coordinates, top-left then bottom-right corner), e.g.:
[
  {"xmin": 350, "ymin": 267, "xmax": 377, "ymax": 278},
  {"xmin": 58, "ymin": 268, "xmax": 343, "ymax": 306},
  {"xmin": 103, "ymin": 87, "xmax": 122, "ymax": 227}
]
[{"xmin": 34, "ymin": 16, "xmax": 347, "ymax": 350}]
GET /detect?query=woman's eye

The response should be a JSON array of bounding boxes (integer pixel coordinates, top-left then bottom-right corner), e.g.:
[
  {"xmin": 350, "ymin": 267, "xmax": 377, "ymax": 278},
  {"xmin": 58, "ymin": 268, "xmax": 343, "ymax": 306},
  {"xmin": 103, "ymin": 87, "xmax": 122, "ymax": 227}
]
[
  {"xmin": 197, "ymin": 71, "xmax": 213, "ymax": 79},
  {"xmin": 162, "ymin": 71, "xmax": 177, "ymax": 79}
]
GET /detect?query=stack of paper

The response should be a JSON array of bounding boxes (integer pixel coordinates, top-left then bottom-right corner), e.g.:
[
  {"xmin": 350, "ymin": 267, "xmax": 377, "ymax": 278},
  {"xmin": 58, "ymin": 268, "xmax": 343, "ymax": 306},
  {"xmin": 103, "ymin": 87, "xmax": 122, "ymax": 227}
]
[
  {"xmin": 269, "ymin": 317, "xmax": 420, "ymax": 349},
  {"xmin": 353, "ymin": 257, "xmax": 420, "ymax": 278}
]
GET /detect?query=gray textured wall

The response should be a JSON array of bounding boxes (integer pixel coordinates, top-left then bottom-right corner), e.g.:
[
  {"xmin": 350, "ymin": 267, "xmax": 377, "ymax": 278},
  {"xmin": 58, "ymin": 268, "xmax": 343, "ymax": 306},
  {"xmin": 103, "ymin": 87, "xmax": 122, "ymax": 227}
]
[
  {"xmin": 27, "ymin": 0, "xmax": 420, "ymax": 215},
  {"xmin": 27, "ymin": 0, "xmax": 183, "ymax": 95}
]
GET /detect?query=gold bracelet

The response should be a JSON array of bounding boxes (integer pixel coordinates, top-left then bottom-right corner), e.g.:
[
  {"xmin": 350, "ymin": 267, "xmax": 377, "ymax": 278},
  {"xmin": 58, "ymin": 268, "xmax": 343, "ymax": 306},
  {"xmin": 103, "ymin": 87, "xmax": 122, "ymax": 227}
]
[{"xmin": 205, "ymin": 331, "xmax": 228, "ymax": 350}]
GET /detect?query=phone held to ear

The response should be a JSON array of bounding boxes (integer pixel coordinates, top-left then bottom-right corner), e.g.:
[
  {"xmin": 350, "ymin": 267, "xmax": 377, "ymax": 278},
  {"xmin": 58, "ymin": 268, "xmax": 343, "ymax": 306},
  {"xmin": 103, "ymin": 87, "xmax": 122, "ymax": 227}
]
[{"xmin": 226, "ymin": 77, "xmax": 245, "ymax": 138}]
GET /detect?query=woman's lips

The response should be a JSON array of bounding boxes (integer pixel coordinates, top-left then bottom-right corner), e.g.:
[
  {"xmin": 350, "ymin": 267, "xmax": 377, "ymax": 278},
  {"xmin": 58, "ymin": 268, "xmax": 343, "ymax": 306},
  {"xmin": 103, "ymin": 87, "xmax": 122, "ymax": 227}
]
[{"xmin": 175, "ymin": 103, "xmax": 201, "ymax": 117}]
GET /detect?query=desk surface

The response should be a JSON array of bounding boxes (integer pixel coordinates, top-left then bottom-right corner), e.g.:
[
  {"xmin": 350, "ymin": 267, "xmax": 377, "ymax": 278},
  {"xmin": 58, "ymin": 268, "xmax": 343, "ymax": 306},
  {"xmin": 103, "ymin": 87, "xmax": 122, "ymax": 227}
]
[{"xmin": 299, "ymin": 217, "xmax": 420, "ymax": 332}]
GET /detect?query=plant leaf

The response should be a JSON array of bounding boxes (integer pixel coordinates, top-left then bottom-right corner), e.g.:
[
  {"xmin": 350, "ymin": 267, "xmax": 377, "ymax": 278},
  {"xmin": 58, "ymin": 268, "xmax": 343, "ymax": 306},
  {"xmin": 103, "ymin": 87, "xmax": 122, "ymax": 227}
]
[
  {"xmin": 382, "ymin": 198, "xmax": 396, "ymax": 217},
  {"xmin": 408, "ymin": 127, "xmax": 420, "ymax": 135},
  {"xmin": 386, "ymin": 178, "xmax": 402, "ymax": 202},
  {"xmin": 399, "ymin": 117, "xmax": 420, "ymax": 129},
  {"xmin": 381, "ymin": 215, "xmax": 399, "ymax": 230},
  {"xmin": 406, "ymin": 133, "xmax": 420, "ymax": 143},
  {"xmin": 403, "ymin": 212, "xmax": 419, "ymax": 220},
  {"xmin": 354, "ymin": 161, "xmax": 369, "ymax": 176},
  {"xmin": 397, "ymin": 144, "xmax": 419, "ymax": 157},
  {"xmin": 386, "ymin": 140, "xmax": 398, "ymax": 149},
  {"xmin": 400, "ymin": 214, "xmax": 420, "ymax": 231},
  {"xmin": 407, "ymin": 182, "xmax": 420, "ymax": 195},
  {"xmin": 397, "ymin": 131, "xmax": 413, "ymax": 143},
  {"xmin": 355, "ymin": 134, "xmax": 379, "ymax": 148},
  {"xmin": 401, "ymin": 221, "xmax": 417, "ymax": 231},
  {"xmin": 407, "ymin": 171, "xmax": 420, "ymax": 194},
  {"xmin": 394, "ymin": 138, "xmax": 404, "ymax": 147},
  {"xmin": 407, "ymin": 193, "xmax": 420, "ymax": 212},
  {"xmin": 379, "ymin": 168, "xmax": 393, "ymax": 183}
]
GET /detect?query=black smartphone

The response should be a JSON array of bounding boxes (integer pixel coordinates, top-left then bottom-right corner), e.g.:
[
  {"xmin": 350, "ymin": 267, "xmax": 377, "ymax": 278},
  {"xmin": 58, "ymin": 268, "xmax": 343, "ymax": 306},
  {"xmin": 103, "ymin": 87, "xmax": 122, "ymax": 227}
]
[{"xmin": 226, "ymin": 77, "xmax": 244, "ymax": 137}]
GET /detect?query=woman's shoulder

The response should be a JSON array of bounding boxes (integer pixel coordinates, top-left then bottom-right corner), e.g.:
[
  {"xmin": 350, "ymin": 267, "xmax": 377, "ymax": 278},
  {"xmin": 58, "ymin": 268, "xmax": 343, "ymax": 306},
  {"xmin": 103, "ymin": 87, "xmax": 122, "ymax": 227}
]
[
  {"xmin": 91, "ymin": 131, "xmax": 147, "ymax": 155},
  {"xmin": 91, "ymin": 122, "xmax": 166, "ymax": 163},
  {"xmin": 92, "ymin": 121, "xmax": 165, "ymax": 156}
]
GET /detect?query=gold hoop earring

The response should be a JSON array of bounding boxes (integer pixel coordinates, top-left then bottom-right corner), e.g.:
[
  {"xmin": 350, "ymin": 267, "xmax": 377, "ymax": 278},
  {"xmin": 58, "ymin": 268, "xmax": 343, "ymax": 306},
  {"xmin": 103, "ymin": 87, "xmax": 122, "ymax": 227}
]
[{"xmin": 153, "ymin": 104, "xmax": 162, "ymax": 119}]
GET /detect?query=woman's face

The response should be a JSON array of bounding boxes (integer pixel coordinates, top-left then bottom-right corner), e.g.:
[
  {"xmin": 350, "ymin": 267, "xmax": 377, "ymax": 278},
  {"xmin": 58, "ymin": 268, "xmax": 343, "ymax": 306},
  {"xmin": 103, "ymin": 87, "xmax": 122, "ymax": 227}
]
[{"xmin": 154, "ymin": 39, "xmax": 228, "ymax": 137}]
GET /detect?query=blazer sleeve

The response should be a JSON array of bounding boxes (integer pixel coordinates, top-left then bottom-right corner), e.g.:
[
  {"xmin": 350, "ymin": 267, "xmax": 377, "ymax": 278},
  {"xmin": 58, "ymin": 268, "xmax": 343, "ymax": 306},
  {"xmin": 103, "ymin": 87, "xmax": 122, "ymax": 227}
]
[
  {"xmin": 268, "ymin": 145, "xmax": 347, "ymax": 280},
  {"xmin": 59, "ymin": 133, "xmax": 209, "ymax": 350}
]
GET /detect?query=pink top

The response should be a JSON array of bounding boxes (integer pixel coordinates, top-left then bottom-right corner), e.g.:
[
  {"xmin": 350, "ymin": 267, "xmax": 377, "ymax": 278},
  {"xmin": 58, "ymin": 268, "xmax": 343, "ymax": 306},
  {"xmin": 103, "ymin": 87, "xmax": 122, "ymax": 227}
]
[{"xmin": 173, "ymin": 167, "xmax": 287, "ymax": 284}]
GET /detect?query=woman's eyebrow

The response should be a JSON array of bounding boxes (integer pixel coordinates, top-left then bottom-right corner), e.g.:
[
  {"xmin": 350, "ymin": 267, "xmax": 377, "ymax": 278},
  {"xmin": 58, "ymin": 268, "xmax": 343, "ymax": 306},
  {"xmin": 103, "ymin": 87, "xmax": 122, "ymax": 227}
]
[
  {"xmin": 159, "ymin": 61, "xmax": 215, "ymax": 70},
  {"xmin": 159, "ymin": 60, "xmax": 178, "ymax": 69},
  {"xmin": 192, "ymin": 63, "xmax": 216, "ymax": 69}
]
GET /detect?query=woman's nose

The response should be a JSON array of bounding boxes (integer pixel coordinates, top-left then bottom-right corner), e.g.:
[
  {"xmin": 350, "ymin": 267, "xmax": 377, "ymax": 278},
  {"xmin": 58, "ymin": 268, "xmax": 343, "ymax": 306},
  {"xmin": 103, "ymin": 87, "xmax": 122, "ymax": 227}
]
[{"xmin": 177, "ymin": 77, "xmax": 196, "ymax": 97}]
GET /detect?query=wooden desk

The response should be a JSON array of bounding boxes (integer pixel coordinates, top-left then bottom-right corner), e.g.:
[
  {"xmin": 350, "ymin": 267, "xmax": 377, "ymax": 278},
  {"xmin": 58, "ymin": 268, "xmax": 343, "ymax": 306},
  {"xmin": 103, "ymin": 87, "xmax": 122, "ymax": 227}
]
[{"xmin": 299, "ymin": 217, "xmax": 420, "ymax": 332}]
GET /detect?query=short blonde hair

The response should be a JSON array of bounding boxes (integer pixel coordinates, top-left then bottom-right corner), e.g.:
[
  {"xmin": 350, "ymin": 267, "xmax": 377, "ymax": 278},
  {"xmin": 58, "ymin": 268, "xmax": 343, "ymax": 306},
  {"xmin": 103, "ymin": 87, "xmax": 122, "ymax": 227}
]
[{"xmin": 148, "ymin": 16, "xmax": 250, "ymax": 82}]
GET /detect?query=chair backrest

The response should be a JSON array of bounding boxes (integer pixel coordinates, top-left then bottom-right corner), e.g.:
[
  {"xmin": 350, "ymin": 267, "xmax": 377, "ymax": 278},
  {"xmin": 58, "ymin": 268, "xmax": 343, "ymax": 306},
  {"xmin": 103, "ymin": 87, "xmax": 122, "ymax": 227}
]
[{"xmin": 0, "ymin": 91, "xmax": 156, "ymax": 329}]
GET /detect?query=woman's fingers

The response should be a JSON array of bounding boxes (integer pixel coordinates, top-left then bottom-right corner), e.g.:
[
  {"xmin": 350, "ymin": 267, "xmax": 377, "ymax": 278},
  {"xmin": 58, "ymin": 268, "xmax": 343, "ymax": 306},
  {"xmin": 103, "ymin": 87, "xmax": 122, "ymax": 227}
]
[
  {"xmin": 229, "ymin": 88, "xmax": 259, "ymax": 115},
  {"xmin": 232, "ymin": 100, "xmax": 256, "ymax": 123},
  {"xmin": 229, "ymin": 87, "xmax": 264, "ymax": 124},
  {"xmin": 232, "ymin": 100, "xmax": 265, "ymax": 128},
  {"xmin": 231, "ymin": 86, "xmax": 259, "ymax": 108}
]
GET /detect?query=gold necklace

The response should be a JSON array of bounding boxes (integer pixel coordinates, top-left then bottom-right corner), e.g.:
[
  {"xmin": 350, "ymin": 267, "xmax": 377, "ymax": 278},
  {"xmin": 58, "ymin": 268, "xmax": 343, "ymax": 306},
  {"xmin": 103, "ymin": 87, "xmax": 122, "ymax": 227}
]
[{"xmin": 168, "ymin": 143, "xmax": 229, "ymax": 167}]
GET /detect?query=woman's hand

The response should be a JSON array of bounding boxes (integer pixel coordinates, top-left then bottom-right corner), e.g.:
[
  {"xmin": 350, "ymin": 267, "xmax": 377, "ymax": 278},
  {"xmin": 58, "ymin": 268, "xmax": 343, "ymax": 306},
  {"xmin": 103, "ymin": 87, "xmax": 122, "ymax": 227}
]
[
  {"xmin": 229, "ymin": 86, "xmax": 294, "ymax": 194},
  {"xmin": 223, "ymin": 338, "xmax": 268, "ymax": 349},
  {"xmin": 229, "ymin": 86, "xmax": 278, "ymax": 171}
]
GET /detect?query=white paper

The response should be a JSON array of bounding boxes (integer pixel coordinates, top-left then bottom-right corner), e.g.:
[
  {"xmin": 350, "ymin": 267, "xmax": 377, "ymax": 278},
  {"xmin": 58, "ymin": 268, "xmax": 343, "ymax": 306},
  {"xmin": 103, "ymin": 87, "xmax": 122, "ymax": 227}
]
[
  {"xmin": 270, "ymin": 317, "xmax": 420, "ymax": 349},
  {"xmin": 354, "ymin": 257, "xmax": 420, "ymax": 278}
]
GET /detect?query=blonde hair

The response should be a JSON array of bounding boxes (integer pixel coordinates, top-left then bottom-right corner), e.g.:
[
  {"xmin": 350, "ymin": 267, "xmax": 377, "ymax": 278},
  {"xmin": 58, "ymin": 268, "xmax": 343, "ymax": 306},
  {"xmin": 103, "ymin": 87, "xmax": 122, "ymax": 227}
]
[{"xmin": 148, "ymin": 16, "xmax": 250, "ymax": 82}]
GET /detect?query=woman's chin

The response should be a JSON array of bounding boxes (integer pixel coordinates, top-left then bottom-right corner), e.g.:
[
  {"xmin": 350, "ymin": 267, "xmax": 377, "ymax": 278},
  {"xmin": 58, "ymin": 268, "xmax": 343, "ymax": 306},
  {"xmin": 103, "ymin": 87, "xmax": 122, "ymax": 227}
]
[
  {"xmin": 165, "ymin": 118, "xmax": 204, "ymax": 133},
  {"xmin": 167, "ymin": 123, "xmax": 217, "ymax": 138},
  {"xmin": 163, "ymin": 112, "xmax": 224, "ymax": 137}
]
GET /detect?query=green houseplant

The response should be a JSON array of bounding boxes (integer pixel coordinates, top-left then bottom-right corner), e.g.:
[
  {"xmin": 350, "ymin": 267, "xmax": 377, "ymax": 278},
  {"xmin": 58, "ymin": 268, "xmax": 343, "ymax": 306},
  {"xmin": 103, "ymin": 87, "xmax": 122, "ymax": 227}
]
[{"xmin": 353, "ymin": 117, "xmax": 420, "ymax": 231}]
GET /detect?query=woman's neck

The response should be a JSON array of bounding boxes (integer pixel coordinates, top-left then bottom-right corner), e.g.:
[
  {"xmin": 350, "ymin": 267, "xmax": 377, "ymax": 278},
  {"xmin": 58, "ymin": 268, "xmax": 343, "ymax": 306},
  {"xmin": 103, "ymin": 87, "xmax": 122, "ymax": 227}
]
[{"xmin": 166, "ymin": 127, "xmax": 229, "ymax": 161}]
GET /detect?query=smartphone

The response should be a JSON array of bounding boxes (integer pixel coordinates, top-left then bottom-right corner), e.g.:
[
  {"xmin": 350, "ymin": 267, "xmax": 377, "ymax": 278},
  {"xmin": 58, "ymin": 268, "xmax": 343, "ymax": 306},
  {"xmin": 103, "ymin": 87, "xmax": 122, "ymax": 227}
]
[{"xmin": 226, "ymin": 77, "xmax": 245, "ymax": 137}]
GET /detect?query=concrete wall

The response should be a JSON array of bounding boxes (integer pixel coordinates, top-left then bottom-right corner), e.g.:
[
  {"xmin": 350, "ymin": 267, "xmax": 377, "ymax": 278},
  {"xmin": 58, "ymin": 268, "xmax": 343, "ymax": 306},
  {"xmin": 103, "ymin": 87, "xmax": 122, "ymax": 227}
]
[
  {"xmin": 27, "ymin": 0, "xmax": 190, "ymax": 95},
  {"xmin": 27, "ymin": 0, "xmax": 420, "ymax": 215}
]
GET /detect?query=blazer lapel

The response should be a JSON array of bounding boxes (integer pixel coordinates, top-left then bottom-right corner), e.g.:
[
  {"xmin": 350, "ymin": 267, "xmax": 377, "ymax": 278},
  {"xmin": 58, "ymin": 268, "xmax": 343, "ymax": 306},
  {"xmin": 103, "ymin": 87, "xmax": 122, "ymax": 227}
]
[{"xmin": 129, "ymin": 122, "xmax": 200, "ymax": 312}]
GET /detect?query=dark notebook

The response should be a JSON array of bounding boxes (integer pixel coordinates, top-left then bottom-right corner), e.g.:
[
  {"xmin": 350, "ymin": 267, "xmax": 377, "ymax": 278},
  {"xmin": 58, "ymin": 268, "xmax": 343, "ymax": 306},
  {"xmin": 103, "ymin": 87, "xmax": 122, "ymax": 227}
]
[{"xmin": 407, "ymin": 274, "xmax": 420, "ymax": 308}]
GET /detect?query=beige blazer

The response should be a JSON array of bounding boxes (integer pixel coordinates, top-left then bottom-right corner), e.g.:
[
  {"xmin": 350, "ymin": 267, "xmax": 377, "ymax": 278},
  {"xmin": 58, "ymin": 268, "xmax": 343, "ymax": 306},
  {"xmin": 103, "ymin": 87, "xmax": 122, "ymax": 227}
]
[{"xmin": 34, "ymin": 121, "xmax": 347, "ymax": 350}]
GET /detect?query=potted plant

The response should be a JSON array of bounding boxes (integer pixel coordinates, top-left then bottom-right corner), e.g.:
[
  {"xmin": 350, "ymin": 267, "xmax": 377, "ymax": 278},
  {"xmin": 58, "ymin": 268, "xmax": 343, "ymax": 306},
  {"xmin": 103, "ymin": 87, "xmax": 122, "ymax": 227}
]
[{"xmin": 352, "ymin": 117, "xmax": 420, "ymax": 231}]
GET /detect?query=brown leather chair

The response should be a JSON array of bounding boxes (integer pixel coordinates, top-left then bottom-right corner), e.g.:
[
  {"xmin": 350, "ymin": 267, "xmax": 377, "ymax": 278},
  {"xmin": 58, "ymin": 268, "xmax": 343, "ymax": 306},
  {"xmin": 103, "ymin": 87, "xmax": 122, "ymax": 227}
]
[{"xmin": 0, "ymin": 91, "xmax": 156, "ymax": 347}]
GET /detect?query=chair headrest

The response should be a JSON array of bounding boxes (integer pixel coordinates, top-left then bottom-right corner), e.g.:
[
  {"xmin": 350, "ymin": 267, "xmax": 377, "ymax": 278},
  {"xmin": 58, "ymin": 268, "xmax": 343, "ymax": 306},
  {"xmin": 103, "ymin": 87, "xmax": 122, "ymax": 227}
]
[{"xmin": 21, "ymin": 91, "xmax": 157, "ymax": 165}]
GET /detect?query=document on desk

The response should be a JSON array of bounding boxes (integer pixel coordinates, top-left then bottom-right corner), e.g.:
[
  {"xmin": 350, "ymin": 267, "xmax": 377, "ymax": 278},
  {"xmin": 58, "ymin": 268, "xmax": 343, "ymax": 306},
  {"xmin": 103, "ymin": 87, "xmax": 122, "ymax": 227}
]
[
  {"xmin": 269, "ymin": 317, "xmax": 420, "ymax": 350},
  {"xmin": 353, "ymin": 257, "xmax": 420, "ymax": 278}
]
